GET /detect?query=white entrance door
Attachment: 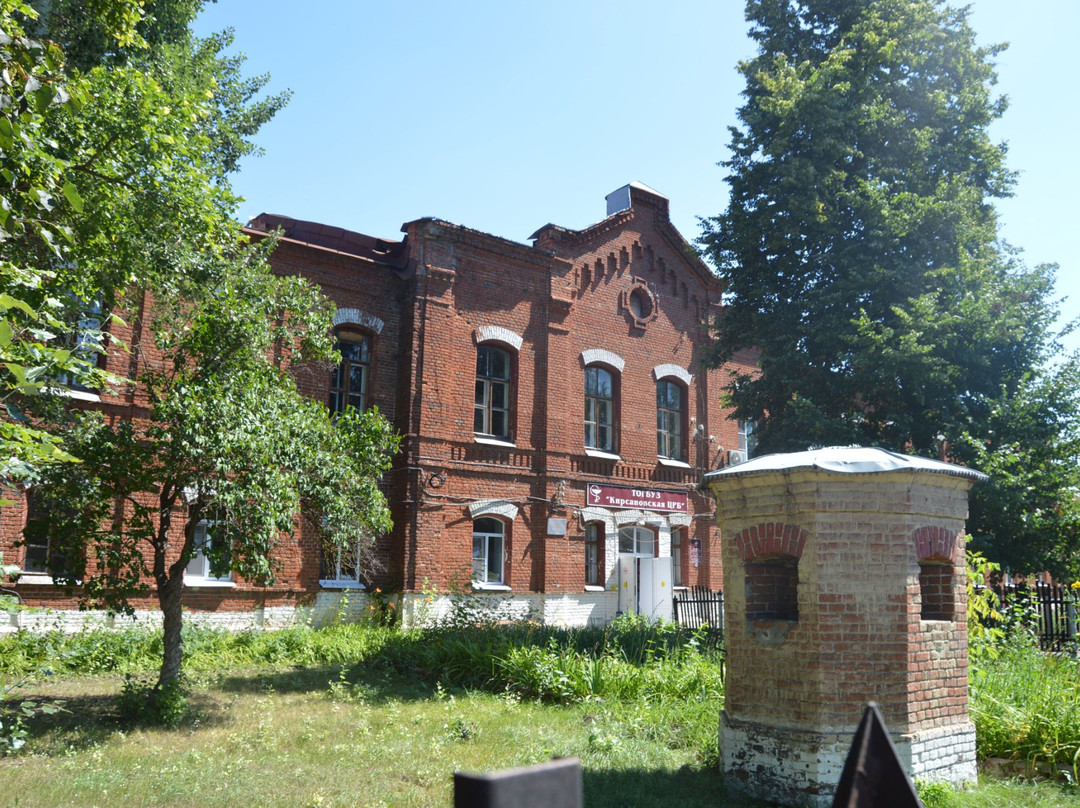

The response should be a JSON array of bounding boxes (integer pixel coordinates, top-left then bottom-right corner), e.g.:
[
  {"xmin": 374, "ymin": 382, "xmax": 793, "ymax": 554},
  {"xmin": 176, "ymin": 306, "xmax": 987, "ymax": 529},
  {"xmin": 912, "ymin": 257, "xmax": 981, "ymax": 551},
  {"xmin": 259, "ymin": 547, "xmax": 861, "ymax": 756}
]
[
  {"xmin": 639, "ymin": 557, "xmax": 673, "ymax": 621},
  {"xmin": 616, "ymin": 526, "xmax": 671, "ymax": 619}
]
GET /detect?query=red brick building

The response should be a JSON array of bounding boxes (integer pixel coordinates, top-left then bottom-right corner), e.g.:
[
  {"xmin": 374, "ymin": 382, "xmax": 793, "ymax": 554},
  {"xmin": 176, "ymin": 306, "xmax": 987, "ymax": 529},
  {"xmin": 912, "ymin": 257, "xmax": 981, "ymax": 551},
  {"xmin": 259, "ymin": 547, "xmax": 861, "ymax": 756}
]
[{"xmin": 2, "ymin": 183, "xmax": 756, "ymax": 628}]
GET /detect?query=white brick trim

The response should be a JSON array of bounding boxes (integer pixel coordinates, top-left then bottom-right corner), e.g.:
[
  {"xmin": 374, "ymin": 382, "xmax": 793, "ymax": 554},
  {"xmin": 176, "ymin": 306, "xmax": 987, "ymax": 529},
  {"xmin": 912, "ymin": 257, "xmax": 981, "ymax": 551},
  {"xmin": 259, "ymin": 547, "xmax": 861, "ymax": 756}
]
[
  {"xmin": 614, "ymin": 509, "xmax": 650, "ymax": 526},
  {"xmin": 475, "ymin": 325, "xmax": 523, "ymax": 351},
  {"xmin": 468, "ymin": 499, "xmax": 520, "ymax": 520},
  {"xmin": 333, "ymin": 307, "xmax": 385, "ymax": 334},
  {"xmin": 578, "ymin": 506, "xmax": 614, "ymax": 527},
  {"xmin": 652, "ymin": 363, "xmax": 693, "ymax": 386},
  {"xmin": 580, "ymin": 349, "xmax": 625, "ymax": 372}
]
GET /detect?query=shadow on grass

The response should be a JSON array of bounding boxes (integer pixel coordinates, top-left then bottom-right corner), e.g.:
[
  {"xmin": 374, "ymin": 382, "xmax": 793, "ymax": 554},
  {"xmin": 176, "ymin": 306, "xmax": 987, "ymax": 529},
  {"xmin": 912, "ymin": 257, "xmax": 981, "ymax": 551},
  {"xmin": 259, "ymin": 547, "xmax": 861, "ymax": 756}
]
[
  {"xmin": 213, "ymin": 658, "xmax": 440, "ymax": 703},
  {"xmin": 582, "ymin": 764, "xmax": 771, "ymax": 808}
]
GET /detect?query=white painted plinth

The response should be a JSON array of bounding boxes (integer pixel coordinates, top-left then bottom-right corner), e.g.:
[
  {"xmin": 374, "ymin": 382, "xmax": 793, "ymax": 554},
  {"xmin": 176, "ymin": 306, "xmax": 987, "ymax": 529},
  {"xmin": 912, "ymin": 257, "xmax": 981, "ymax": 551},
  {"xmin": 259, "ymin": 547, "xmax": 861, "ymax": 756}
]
[{"xmin": 720, "ymin": 711, "xmax": 976, "ymax": 807}]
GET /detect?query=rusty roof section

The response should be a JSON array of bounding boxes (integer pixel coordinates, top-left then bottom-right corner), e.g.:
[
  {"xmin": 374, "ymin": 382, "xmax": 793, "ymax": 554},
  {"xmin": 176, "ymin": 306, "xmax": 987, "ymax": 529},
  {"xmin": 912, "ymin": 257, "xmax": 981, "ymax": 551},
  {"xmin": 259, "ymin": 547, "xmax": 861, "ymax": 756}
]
[{"xmin": 247, "ymin": 213, "xmax": 410, "ymax": 269}]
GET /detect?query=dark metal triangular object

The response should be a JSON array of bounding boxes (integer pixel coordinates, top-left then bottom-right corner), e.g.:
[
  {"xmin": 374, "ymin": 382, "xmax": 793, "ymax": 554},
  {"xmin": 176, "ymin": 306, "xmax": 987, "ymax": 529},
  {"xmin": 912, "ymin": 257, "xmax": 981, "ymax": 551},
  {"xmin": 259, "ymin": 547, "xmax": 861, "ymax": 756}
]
[{"xmin": 832, "ymin": 702, "xmax": 922, "ymax": 808}]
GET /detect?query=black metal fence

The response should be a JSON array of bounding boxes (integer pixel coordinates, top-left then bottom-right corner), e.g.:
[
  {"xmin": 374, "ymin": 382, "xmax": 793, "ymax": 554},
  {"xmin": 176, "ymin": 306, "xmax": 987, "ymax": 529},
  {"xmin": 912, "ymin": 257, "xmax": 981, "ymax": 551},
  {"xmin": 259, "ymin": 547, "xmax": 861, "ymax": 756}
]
[
  {"xmin": 672, "ymin": 585, "xmax": 724, "ymax": 637},
  {"xmin": 992, "ymin": 582, "xmax": 1080, "ymax": 652}
]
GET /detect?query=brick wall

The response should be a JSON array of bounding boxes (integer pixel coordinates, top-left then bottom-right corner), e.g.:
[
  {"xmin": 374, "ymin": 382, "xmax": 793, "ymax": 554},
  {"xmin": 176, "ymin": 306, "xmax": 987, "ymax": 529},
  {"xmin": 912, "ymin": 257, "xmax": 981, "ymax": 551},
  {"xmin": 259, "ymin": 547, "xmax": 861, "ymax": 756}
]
[
  {"xmin": 2, "ymin": 185, "xmax": 752, "ymax": 625},
  {"xmin": 709, "ymin": 456, "xmax": 980, "ymax": 803}
]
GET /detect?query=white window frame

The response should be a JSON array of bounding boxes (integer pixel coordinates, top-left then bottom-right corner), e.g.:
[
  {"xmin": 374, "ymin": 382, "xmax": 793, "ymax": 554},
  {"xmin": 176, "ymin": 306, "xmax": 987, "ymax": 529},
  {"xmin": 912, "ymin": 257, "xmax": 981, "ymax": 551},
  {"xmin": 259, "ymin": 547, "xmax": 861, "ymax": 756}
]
[
  {"xmin": 738, "ymin": 419, "xmax": 758, "ymax": 458},
  {"xmin": 474, "ymin": 345, "xmax": 512, "ymax": 440},
  {"xmin": 584, "ymin": 366, "xmax": 615, "ymax": 452},
  {"xmin": 472, "ymin": 517, "xmax": 506, "ymax": 586},
  {"xmin": 618, "ymin": 525, "xmax": 655, "ymax": 558},
  {"xmin": 319, "ymin": 540, "xmax": 365, "ymax": 589},
  {"xmin": 656, "ymin": 380, "xmax": 684, "ymax": 461},
  {"xmin": 184, "ymin": 521, "xmax": 234, "ymax": 587}
]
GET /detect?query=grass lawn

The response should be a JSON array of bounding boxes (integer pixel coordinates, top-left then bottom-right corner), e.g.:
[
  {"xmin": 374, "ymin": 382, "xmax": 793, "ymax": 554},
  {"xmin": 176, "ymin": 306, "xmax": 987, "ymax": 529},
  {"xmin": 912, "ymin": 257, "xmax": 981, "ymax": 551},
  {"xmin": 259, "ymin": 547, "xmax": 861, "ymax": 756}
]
[
  {"xmin": 4, "ymin": 618, "xmax": 1080, "ymax": 807},
  {"xmin": 2, "ymin": 664, "xmax": 732, "ymax": 808},
  {"xmin": 2, "ymin": 663, "xmax": 1079, "ymax": 808}
]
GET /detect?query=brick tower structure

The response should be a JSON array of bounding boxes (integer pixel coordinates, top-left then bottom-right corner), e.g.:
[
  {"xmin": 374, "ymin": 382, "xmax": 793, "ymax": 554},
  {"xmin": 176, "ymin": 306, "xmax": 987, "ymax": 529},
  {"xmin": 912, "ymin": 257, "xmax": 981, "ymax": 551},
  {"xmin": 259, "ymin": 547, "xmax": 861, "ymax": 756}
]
[{"xmin": 704, "ymin": 447, "xmax": 986, "ymax": 807}]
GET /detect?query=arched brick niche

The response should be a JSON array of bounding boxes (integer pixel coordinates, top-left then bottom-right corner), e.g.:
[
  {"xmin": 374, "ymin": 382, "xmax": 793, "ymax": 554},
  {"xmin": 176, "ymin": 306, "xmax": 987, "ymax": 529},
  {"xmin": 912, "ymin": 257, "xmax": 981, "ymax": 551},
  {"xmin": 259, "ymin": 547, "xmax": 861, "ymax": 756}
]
[
  {"xmin": 913, "ymin": 525, "xmax": 960, "ymax": 622},
  {"xmin": 734, "ymin": 523, "xmax": 809, "ymax": 622}
]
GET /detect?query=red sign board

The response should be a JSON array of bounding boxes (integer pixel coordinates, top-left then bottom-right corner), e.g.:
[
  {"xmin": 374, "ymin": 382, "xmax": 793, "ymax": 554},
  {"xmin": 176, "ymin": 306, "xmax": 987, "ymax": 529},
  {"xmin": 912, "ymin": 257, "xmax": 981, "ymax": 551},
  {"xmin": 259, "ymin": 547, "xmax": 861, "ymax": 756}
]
[{"xmin": 585, "ymin": 484, "xmax": 688, "ymax": 513}]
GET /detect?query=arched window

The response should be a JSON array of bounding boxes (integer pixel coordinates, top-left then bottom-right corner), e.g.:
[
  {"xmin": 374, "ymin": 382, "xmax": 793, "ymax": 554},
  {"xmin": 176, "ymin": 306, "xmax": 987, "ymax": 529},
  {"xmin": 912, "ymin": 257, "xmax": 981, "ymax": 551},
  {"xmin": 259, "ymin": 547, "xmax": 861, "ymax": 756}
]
[
  {"xmin": 656, "ymin": 380, "xmax": 684, "ymax": 461},
  {"xmin": 473, "ymin": 517, "xmax": 506, "ymax": 584},
  {"xmin": 584, "ymin": 366, "xmax": 616, "ymax": 452},
  {"xmin": 474, "ymin": 345, "xmax": 512, "ymax": 439},
  {"xmin": 329, "ymin": 330, "xmax": 371, "ymax": 413}
]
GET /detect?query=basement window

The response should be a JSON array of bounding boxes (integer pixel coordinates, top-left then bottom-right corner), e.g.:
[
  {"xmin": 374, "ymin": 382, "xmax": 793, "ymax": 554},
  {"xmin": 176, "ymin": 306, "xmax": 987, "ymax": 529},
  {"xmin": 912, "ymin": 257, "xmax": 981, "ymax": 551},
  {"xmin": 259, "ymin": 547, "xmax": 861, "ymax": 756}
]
[
  {"xmin": 745, "ymin": 556, "xmax": 799, "ymax": 622},
  {"xmin": 919, "ymin": 560, "xmax": 955, "ymax": 621}
]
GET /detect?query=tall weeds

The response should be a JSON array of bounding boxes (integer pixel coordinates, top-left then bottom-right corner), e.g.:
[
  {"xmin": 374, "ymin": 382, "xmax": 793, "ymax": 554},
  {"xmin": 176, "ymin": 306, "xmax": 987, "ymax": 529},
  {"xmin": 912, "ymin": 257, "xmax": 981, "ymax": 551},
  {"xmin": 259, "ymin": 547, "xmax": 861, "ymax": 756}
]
[{"xmin": 970, "ymin": 634, "xmax": 1080, "ymax": 778}]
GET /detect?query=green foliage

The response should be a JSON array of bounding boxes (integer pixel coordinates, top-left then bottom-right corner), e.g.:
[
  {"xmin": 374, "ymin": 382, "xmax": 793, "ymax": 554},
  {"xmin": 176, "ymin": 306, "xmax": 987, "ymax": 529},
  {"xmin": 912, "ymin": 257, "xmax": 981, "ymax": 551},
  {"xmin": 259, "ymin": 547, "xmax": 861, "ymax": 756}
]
[
  {"xmin": 953, "ymin": 360, "xmax": 1080, "ymax": 580},
  {"xmin": 970, "ymin": 637, "xmax": 1080, "ymax": 781},
  {"xmin": 119, "ymin": 673, "xmax": 188, "ymax": 727},
  {"xmin": 6, "ymin": 0, "xmax": 398, "ymax": 701},
  {"xmin": 701, "ymin": 0, "xmax": 1080, "ymax": 578},
  {"xmin": 1, "ymin": 669, "xmax": 66, "ymax": 753},
  {"xmin": 916, "ymin": 779, "xmax": 959, "ymax": 808},
  {"xmin": 966, "ymin": 550, "xmax": 1004, "ymax": 664}
]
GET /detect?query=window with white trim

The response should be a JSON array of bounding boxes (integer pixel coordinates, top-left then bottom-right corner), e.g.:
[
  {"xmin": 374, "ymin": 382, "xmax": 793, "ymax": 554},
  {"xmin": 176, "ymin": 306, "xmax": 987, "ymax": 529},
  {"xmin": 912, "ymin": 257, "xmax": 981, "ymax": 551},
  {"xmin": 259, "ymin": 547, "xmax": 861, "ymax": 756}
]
[
  {"xmin": 56, "ymin": 297, "xmax": 106, "ymax": 393},
  {"xmin": 330, "ymin": 330, "xmax": 371, "ymax": 413},
  {"xmin": 20, "ymin": 489, "xmax": 76, "ymax": 579},
  {"xmin": 185, "ymin": 521, "xmax": 231, "ymax": 583},
  {"xmin": 320, "ymin": 540, "xmax": 362, "ymax": 587},
  {"xmin": 618, "ymin": 525, "xmax": 655, "ymax": 557},
  {"xmin": 472, "ymin": 517, "xmax": 506, "ymax": 584},
  {"xmin": 738, "ymin": 419, "xmax": 758, "ymax": 458},
  {"xmin": 22, "ymin": 491, "xmax": 61, "ymax": 574},
  {"xmin": 584, "ymin": 365, "xmax": 615, "ymax": 452},
  {"xmin": 656, "ymin": 380, "xmax": 684, "ymax": 461},
  {"xmin": 474, "ymin": 345, "xmax": 511, "ymax": 439},
  {"xmin": 584, "ymin": 522, "xmax": 602, "ymax": 586}
]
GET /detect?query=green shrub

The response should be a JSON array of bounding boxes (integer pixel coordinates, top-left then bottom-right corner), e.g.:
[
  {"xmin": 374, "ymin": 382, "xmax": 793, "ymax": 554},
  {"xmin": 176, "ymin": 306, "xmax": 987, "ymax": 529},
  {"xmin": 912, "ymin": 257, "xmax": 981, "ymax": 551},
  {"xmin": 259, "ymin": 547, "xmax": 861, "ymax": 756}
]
[
  {"xmin": 971, "ymin": 634, "xmax": 1080, "ymax": 778},
  {"xmin": 119, "ymin": 674, "xmax": 189, "ymax": 727}
]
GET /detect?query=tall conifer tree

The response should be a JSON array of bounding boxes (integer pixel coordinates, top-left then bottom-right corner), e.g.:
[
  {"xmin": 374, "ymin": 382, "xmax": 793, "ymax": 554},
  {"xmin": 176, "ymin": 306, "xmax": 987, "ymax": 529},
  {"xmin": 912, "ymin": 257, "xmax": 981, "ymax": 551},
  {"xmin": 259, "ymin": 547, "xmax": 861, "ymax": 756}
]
[{"xmin": 701, "ymin": 0, "xmax": 1080, "ymax": 577}]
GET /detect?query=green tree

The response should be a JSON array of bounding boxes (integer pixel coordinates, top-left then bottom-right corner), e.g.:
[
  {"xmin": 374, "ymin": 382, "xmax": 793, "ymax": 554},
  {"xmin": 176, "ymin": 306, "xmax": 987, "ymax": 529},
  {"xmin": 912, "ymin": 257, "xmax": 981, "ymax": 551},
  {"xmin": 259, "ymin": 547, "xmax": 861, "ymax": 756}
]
[
  {"xmin": 33, "ymin": 242, "xmax": 399, "ymax": 694},
  {"xmin": 4, "ymin": 0, "xmax": 400, "ymax": 702},
  {"xmin": 700, "ymin": 0, "xmax": 1080, "ymax": 576},
  {"xmin": 0, "ymin": 0, "xmax": 140, "ymax": 494}
]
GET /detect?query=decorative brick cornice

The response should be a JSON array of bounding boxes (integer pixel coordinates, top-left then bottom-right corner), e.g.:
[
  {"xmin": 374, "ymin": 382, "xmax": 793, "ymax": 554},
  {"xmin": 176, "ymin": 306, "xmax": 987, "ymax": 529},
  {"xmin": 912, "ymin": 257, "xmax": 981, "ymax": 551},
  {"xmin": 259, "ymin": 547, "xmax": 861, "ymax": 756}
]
[{"xmin": 734, "ymin": 522, "xmax": 809, "ymax": 562}]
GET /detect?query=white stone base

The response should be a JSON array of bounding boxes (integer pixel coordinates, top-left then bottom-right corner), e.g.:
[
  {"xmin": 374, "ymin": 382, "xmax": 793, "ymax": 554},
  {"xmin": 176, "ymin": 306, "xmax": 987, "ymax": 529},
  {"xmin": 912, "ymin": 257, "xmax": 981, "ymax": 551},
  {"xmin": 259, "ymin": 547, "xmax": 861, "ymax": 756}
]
[
  {"xmin": 399, "ymin": 591, "xmax": 618, "ymax": 629},
  {"xmin": 1, "ymin": 591, "xmax": 622, "ymax": 635},
  {"xmin": 899, "ymin": 721, "xmax": 978, "ymax": 785},
  {"xmin": 720, "ymin": 711, "xmax": 976, "ymax": 807}
]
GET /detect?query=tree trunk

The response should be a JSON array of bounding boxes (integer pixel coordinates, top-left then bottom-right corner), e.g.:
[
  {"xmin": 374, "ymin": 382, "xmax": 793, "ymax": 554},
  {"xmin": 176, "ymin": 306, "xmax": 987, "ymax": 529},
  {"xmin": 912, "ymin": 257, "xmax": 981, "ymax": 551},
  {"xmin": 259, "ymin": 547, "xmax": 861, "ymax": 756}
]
[{"xmin": 156, "ymin": 568, "xmax": 185, "ymax": 693}]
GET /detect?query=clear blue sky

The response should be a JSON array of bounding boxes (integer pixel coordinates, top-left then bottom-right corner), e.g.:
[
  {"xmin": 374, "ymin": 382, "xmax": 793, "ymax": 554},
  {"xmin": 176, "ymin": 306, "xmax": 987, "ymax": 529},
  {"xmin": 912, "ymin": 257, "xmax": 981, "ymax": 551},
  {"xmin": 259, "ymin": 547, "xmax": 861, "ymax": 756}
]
[{"xmin": 193, "ymin": 0, "xmax": 1080, "ymax": 355}]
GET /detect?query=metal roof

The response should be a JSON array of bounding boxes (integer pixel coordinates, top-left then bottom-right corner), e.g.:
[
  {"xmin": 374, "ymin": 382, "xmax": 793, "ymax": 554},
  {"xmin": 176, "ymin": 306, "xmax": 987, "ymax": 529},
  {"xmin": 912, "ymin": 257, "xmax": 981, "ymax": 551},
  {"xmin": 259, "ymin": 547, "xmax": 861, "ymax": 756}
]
[{"xmin": 703, "ymin": 446, "xmax": 987, "ymax": 483}]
